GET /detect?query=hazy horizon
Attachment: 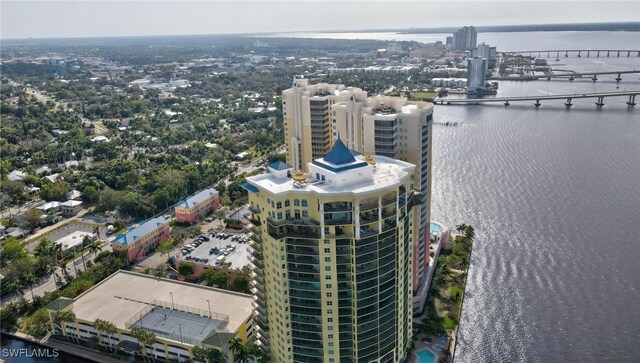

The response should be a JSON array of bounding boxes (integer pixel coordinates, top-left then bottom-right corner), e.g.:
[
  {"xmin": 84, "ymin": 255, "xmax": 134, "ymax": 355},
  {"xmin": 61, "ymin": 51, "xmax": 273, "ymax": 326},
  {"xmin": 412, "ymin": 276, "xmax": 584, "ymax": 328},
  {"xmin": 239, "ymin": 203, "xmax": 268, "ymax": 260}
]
[{"xmin": 2, "ymin": 1, "xmax": 639, "ymax": 40}]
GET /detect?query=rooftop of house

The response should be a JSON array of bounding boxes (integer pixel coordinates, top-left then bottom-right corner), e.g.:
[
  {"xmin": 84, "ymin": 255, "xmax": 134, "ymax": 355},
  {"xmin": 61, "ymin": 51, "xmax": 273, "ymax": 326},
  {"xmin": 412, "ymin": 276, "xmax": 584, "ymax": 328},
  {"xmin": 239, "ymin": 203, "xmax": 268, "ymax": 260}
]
[
  {"xmin": 175, "ymin": 188, "xmax": 218, "ymax": 209},
  {"xmin": 113, "ymin": 215, "xmax": 170, "ymax": 246}
]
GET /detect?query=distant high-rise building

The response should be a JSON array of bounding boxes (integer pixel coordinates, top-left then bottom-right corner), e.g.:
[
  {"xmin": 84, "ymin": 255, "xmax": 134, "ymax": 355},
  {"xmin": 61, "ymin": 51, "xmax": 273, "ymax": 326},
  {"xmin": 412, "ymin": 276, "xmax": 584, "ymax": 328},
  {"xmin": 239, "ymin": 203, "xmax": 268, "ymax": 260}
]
[
  {"xmin": 453, "ymin": 26, "xmax": 477, "ymax": 50},
  {"xmin": 283, "ymin": 80, "xmax": 435, "ymax": 314},
  {"xmin": 446, "ymin": 36, "xmax": 453, "ymax": 45},
  {"xmin": 244, "ymin": 143, "xmax": 419, "ymax": 362},
  {"xmin": 467, "ymin": 56, "xmax": 487, "ymax": 92},
  {"xmin": 388, "ymin": 42, "xmax": 403, "ymax": 54},
  {"xmin": 472, "ymin": 42, "xmax": 497, "ymax": 72}
]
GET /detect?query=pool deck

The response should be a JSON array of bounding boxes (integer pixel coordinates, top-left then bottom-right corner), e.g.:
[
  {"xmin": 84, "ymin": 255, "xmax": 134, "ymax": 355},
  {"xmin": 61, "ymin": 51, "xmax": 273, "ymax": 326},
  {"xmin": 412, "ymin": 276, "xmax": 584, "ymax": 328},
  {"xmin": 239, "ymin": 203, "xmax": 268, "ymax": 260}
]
[{"xmin": 410, "ymin": 334, "xmax": 447, "ymax": 363}]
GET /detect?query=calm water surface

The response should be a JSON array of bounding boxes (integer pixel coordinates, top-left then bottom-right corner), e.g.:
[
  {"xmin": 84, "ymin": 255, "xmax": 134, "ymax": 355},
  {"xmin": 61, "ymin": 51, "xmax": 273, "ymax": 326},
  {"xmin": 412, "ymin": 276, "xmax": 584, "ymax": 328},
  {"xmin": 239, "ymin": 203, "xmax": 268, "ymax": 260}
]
[{"xmin": 431, "ymin": 36, "xmax": 640, "ymax": 362}]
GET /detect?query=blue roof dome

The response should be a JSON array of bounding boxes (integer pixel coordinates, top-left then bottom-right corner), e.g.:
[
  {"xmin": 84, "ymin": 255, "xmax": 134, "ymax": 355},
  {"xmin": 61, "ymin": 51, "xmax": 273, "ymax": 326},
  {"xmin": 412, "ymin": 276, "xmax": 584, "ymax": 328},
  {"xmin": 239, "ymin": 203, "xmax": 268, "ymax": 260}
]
[
  {"xmin": 268, "ymin": 161, "xmax": 292, "ymax": 170},
  {"xmin": 324, "ymin": 138, "xmax": 356, "ymax": 165}
]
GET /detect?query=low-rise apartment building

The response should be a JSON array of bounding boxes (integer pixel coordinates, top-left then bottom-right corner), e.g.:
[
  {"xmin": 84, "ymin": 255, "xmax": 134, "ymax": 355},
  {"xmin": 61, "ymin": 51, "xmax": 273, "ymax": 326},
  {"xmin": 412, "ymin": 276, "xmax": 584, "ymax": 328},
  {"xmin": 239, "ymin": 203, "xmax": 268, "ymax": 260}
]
[
  {"xmin": 112, "ymin": 216, "xmax": 171, "ymax": 262},
  {"xmin": 175, "ymin": 188, "xmax": 220, "ymax": 224}
]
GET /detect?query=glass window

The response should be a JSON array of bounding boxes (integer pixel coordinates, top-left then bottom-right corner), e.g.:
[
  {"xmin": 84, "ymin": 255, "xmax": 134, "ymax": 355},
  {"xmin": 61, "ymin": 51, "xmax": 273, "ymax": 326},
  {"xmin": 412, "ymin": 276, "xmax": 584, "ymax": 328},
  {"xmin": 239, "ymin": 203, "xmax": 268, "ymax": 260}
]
[
  {"xmin": 324, "ymin": 248, "xmax": 330, "ymax": 253},
  {"xmin": 277, "ymin": 201, "xmax": 282, "ymax": 209},
  {"xmin": 325, "ymin": 266, "xmax": 331, "ymax": 271},
  {"xmin": 302, "ymin": 210, "xmax": 308, "ymax": 217},
  {"xmin": 285, "ymin": 200, "xmax": 290, "ymax": 207},
  {"xmin": 328, "ymin": 334, "xmax": 334, "ymax": 339},
  {"xmin": 301, "ymin": 199, "xmax": 308, "ymax": 207},
  {"xmin": 294, "ymin": 199, "xmax": 300, "ymax": 206},
  {"xmin": 325, "ymin": 257, "xmax": 331, "ymax": 262},
  {"xmin": 277, "ymin": 212, "xmax": 282, "ymax": 219}
]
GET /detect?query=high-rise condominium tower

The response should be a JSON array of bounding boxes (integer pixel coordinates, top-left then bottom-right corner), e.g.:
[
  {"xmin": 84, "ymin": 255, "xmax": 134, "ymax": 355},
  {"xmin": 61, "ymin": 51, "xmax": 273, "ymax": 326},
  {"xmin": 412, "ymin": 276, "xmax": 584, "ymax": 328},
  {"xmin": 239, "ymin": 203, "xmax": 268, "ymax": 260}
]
[
  {"xmin": 282, "ymin": 80, "xmax": 434, "ymax": 314},
  {"xmin": 243, "ymin": 142, "xmax": 418, "ymax": 362},
  {"xmin": 282, "ymin": 78, "xmax": 364, "ymax": 171},
  {"xmin": 453, "ymin": 25, "xmax": 477, "ymax": 51}
]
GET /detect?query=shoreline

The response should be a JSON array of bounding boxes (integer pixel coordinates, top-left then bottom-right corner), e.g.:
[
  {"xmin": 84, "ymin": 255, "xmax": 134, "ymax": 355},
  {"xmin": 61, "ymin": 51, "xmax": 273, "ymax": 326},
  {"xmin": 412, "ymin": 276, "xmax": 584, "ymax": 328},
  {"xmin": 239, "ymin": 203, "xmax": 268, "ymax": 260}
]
[{"xmin": 410, "ymin": 226, "xmax": 475, "ymax": 363}]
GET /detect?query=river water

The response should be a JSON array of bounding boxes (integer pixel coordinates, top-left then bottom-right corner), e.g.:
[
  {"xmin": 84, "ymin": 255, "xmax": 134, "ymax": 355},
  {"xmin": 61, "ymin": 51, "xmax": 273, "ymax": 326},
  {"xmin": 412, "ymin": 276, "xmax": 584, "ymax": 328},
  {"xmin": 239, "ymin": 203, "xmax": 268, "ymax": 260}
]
[{"xmin": 271, "ymin": 31, "xmax": 640, "ymax": 362}]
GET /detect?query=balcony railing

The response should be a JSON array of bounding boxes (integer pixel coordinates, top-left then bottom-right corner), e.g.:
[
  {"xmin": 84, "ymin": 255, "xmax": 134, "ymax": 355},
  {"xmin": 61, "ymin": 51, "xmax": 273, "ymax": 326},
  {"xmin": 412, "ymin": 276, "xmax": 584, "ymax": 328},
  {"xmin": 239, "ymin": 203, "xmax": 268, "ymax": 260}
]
[
  {"xmin": 267, "ymin": 217, "xmax": 320, "ymax": 227},
  {"xmin": 248, "ymin": 205, "xmax": 261, "ymax": 214},
  {"xmin": 323, "ymin": 203, "xmax": 352, "ymax": 212}
]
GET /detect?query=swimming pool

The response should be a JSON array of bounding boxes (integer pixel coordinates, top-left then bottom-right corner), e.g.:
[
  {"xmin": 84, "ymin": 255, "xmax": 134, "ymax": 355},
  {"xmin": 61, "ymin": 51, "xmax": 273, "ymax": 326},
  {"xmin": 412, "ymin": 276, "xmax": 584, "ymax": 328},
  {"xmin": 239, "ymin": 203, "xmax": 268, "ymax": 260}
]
[
  {"xmin": 430, "ymin": 221, "xmax": 443, "ymax": 234},
  {"xmin": 415, "ymin": 349, "xmax": 436, "ymax": 363}
]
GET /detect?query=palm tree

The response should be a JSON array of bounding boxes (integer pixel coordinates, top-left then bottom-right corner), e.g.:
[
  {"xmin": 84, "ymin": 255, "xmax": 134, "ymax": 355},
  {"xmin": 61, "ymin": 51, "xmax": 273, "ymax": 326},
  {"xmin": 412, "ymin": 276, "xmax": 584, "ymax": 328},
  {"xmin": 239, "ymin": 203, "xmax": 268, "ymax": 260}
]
[
  {"xmin": 56, "ymin": 310, "xmax": 76, "ymax": 337},
  {"xmin": 101, "ymin": 320, "xmax": 117, "ymax": 352},
  {"xmin": 192, "ymin": 346, "xmax": 207, "ymax": 362},
  {"xmin": 58, "ymin": 260, "xmax": 72, "ymax": 282},
  {"xmin": 88, "ymin": 241, "xmax": 103, "ymax": 259},
  {"xmin": 207, "ymin": 348, "xmax": 228, "ymax": 363},
  {"xmin": 93, "ymin": 225, "xmax": 101, "ymax": 240},
  {"xmin": 456, "ymin": 223, "xmax": 468, "ymax": 234},
  {"xmin": 25, "ymin": 273, "xmax": 38, "ymax": 301},
  {"xmin": 94, "ymin": 319, "xmax": 106, "ymax": 349},
  {"xmin": 80, "ymin": 235, "xmax": 92, "ymax": 270},
  {"xmin": 131, "ymin": 326, "xmax": 155, "ymax": 361},
  {"xmin": 229, "ymin": 337, "xmax": 248, "ymax": 363},
  {"xmin": 7, "ymin": 280, "xmax": 24, "ymax": 300}
]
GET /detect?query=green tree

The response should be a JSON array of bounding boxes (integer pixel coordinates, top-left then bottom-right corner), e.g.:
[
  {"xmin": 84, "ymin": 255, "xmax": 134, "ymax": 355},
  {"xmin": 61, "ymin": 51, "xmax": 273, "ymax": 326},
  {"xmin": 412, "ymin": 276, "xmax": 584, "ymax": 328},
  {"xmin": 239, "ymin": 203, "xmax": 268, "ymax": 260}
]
[
  {"xmin": 130, "ymin": 326, "xmax": 155, "ymax": 360},
  {"xmin": 229, "ymin": 337, "xmax": 249, "ymax": 363},
  {"xmin": 94, "ymin": 318, "xmax": 107, "ymax": 349},
  {"xmin": 192, "ymin": 345, "xmax": 207, "ymax": 362},
  {"xmin": 207, "ymin": 348, "xmax": 228, "ymax": 363},
  {"xmin": 157, "ymin": 240, "xmax": 173, "ymax": 258},
  {"xmin": 87, "ymin": 240, "xmax": 103, "ymax": 259},
  {"xmin": 178, "ymin": 262, "xmax": 195, "ymax": 278},
  {"xmin": 201, "ymin": 269, "xmax": 228, "ymax": 288},
  {"xmin": 25, "ymin": 272, "xmax": 38, "ymax": 301},
  {"xmin": 101, "ymin": 320, "xmax": 118, "ymax": 351},
  {"xmin": 21, "ymin": 308, "xmax": 51, "ymax": 338},
  {"xmin": 230, "ymin": 274, "xmax": 250, "ymax": 294},
  {"xmin": 22, "ymin": 208, "xmax": 43, "ymax": 230},
  {"xmin": 56, "ymin": 310, "xmax": 76, "ymax": 336},
  {"xmin": 92, "ymin": 141, "xmax": 118, "ymax": 162},
  {"xmin": 34, "ymin": 238, "xmax": 55, "ymax": 257}
]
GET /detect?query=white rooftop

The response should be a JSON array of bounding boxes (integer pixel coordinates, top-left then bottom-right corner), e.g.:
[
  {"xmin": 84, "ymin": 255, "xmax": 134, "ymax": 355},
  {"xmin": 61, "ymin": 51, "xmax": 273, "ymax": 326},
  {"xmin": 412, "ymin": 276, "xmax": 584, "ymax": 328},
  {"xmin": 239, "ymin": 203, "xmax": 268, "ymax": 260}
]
[
  {"xmin": 55, "ymin": 230, "xmax": 93, "ymax": 251},
  {"xmin": 68, "ymin": 270, "xmax": 253, "ymax": 334},
  {"xmin": 247, "ymin": 140, "xmax": 415, "ymax": 196}
]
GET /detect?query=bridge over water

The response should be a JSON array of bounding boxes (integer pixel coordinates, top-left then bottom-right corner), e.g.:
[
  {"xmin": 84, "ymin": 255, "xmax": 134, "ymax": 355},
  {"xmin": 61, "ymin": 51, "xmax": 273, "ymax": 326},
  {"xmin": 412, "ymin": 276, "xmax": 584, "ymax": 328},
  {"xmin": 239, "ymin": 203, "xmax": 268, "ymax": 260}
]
[
  {"xmin": 435, "ymin": 90, "xmax": 640, "ymax": 108},
  {"xmin": 506, "ymin": 49, "xmax": 640, "ymax": 58},
  {"xmin": 490, "ymin": 70, "xmax": 640, "ymax": 82}
]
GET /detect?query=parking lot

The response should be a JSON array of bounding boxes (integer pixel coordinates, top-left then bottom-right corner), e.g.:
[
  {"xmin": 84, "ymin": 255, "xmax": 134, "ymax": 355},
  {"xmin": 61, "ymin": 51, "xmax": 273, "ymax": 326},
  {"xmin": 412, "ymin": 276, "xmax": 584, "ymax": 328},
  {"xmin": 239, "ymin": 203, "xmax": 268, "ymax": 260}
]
[{"xmin": 180, "ymin": 232, "xmax": 250, "ymax": 269}]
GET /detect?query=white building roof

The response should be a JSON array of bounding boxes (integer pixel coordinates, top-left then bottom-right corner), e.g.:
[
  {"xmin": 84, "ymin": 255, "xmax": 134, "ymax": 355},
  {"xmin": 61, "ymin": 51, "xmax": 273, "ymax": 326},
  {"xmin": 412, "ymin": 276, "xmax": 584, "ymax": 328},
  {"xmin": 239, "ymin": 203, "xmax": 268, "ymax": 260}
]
[
  {"xmin": 55, "ymin": 231, "xmax": 92, "ymax": 251},
  {"xmin": 247, "ymin": 140, "xmax": 415, "ymax": 196}
]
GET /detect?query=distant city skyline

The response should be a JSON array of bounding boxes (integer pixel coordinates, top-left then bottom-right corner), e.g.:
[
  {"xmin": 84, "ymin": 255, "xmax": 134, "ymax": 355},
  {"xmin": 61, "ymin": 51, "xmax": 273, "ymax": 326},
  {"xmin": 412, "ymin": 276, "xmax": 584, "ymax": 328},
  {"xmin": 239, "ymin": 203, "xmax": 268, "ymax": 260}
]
[{"xmin": 1, "ymin": 1, "xmax": 639, "ymax": 39}]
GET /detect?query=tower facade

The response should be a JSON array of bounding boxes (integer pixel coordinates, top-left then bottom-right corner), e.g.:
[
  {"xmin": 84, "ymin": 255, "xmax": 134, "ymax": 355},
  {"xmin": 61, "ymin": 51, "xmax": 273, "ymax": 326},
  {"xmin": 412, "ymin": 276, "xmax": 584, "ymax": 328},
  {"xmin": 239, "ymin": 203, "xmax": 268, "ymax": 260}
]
[
  {"xmin": 282, "ymin": 78, "xmax": 366, "ymax": 171},
  {"xmin": 332, "ymin": 95, "xmax": 434, "ymax": 314},
  {"xmin": 244, "ymin": 142, "xmax": 418, "ymax": 362},
  {"xmin": 467, "ymin": 56, "xmax": 487, "ymax": 92},
  {"xmin": 282, "ymin": 81, "xmax": 435, "ymax": 315}
]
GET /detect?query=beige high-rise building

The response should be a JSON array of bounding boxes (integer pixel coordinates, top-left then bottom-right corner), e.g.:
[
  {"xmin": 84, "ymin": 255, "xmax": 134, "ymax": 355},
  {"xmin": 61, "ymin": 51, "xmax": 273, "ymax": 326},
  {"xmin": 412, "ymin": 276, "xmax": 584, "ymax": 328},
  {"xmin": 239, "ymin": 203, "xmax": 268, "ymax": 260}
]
[
  {"xmin": 283, "ymin": 79, "xmax": 434, "ymax": 314},
  {"xmin": 282, "ymin": 78, "xmax": 366, "ymax": 171},
  {"xmin": 243, "ymin": 143, "xmax": 419, "ymax": 363},
  {"xmin": 332, "ymin": 95, "xmax": 434, "ymax": 314}
]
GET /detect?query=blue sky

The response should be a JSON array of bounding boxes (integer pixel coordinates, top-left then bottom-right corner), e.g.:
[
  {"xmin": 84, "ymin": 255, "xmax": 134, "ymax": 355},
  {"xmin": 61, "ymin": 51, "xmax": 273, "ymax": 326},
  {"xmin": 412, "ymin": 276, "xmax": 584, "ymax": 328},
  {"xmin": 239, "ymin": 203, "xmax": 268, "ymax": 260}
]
[{"xmin": 1, "ymin": 1, "xmax": 639, "ymax": 39}]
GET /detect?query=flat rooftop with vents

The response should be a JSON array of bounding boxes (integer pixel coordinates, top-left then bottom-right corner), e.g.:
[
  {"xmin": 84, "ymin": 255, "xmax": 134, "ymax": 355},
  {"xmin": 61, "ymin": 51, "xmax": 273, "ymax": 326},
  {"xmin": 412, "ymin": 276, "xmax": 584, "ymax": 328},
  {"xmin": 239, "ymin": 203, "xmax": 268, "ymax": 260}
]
[{"xmin": 57, "ymin": 270, "xmax": 253, "ymax": 345}]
